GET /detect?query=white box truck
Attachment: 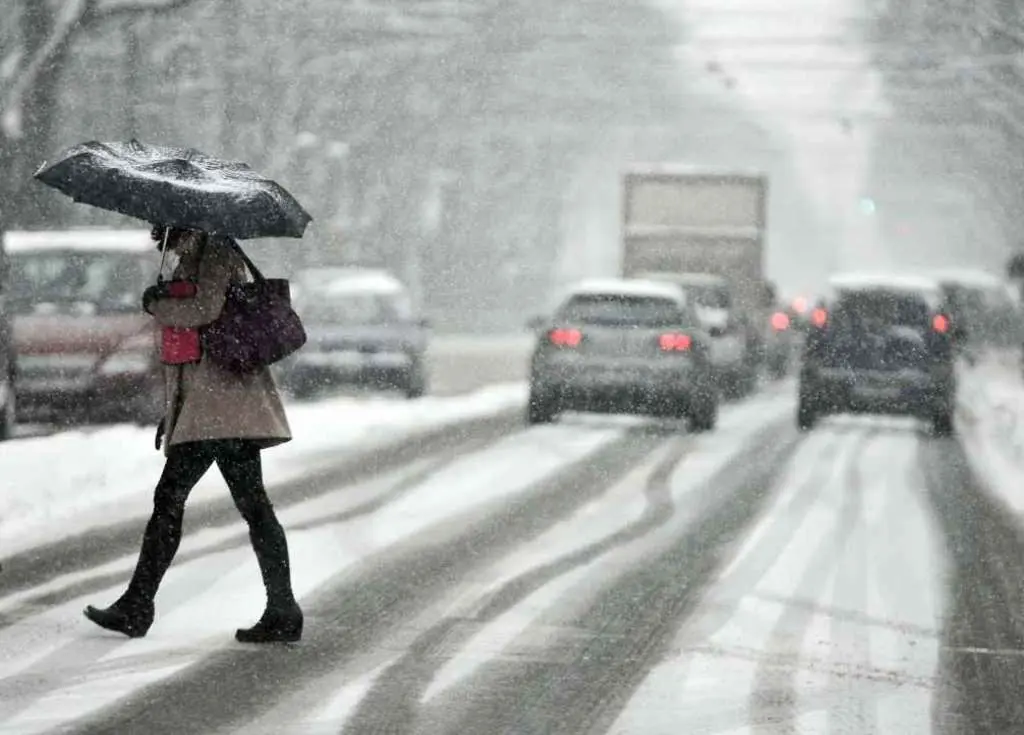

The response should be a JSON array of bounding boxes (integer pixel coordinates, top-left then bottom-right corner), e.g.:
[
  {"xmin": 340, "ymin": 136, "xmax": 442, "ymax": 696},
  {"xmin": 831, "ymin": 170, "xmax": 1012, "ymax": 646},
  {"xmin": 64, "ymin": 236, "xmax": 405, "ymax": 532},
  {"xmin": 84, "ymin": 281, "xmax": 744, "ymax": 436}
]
[{"xmin": 621, "ymin": 165, "xmax": 782, "ymax": 395}]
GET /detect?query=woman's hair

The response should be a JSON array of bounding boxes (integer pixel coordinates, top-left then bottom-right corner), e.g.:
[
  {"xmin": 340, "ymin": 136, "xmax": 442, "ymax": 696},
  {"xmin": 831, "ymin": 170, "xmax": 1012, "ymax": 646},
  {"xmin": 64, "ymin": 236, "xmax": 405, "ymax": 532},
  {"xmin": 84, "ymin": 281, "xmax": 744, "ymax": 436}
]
[{"xmin": 150, "ymin": 225, "xmax": 206, "ymax": 250}]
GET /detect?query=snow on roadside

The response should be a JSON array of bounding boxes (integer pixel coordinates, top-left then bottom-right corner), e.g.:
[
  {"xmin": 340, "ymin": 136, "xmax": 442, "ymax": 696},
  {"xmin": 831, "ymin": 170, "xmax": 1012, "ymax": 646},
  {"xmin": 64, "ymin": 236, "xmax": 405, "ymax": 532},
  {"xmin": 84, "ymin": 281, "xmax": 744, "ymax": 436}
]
[
  {"xmin": 1, "ymin": 383, "xmax": 526, "ymax": 557},
  {"xmin": 957, "ymin": 354, "xmax": 1024, "ymax": 514}
]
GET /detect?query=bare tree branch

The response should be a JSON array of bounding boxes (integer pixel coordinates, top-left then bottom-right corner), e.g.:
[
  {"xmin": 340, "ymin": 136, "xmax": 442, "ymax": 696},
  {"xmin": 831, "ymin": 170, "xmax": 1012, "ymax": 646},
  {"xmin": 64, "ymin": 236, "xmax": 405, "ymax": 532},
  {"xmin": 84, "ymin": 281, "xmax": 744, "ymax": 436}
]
[
  {"xmin": 1, "ymin": 0, "xmax": 202, "ymax": 140},
  {"xmin": 88, "ymin": 0, "xmax": 202, "ymax": 24},
  {"xmin": 0, "ymin": 0, "xmax": 91, "ymax": 139}
]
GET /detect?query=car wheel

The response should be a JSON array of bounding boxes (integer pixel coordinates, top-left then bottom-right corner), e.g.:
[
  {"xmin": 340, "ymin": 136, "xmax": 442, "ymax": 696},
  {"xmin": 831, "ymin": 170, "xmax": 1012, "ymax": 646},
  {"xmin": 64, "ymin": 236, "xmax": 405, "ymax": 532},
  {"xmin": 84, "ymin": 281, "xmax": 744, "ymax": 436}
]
[
  {"xmin": 716, "ymin": 369, "xmax": 740, "ymax": 400},
  {"xmin": 0, "ymin": 379, "xmax": 15, "ymax": 441},
  {"xmin": 931, "ymin": 404, "xmax": 955, "ymax": 437},
  {"xmin": 797, "ymin": 390, "xmax": 820, "ymax": 431},
  {"xmin": 527, "ymin": 386, "xmax": 557, "ymax": 425},
  {"xmin": 689, "ymin": 393, "xmax": 718, "ymax": 432},
  {"xmin": 404, "ymin": 365, "xmax": 427, "ymax": 399},
  {"xmin": 769, "ymin": 355, "xmax": 789, "ymax": 380}
]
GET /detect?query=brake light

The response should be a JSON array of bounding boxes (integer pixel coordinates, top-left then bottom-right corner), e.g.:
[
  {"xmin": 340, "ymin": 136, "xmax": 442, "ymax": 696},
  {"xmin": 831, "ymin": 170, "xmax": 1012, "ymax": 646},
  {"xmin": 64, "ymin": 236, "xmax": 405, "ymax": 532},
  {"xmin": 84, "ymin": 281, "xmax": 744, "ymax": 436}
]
[
  {"xmin": 792, "ymin": 296, "xmax": 808, "ymax": 314},
  {"xmin": 771, "ymin": 311, "xmax": 790, "ymax": 331},
  {"xmin": 932, "ymin": 314, "xmax": 950, "ymax": 334},
  {"xmin": 811, "ymin": 308, "xmax": 827, "ymax": 327},
  {"xmin": 549, "ymin": 328, "xmax": 582, "ymax": 347},
  {"xmin": 659, "ymin": 333, "xmax": 692, "ymax": 351}
]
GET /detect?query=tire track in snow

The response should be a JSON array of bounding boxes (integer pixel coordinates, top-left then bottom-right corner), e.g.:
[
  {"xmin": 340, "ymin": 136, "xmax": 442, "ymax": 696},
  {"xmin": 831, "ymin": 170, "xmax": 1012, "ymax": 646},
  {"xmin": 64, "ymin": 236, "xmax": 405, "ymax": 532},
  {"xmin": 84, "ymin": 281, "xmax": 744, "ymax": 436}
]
[
  {"xmin": 420, "ymin": 419, "xmax": 803, "ymax": 735},
  {"xmin": 921, "ymin": 437, "xmax": 1024, "ymax": 734},
  {"xmin": 69, "ymin": 427, "xmax": 669, "ymax": 735},
  {"xmin": 0, "ymin": 410, "xmax": 521, "ymax": 600},
  {"xmin": 598, "ymin": 429, "xmax": 851, "ymax": 734},
  {"xmin": 748, "ymin": 428, "xmax": 881, "ymax": 732},
  {"xmin": 0, "ymin": 435, "xmax": 520, "ymax": 723},
  {"xmin": 823, "ymin": 435, "xmax": 898, "ymax": 735},
  {"xmin": 0, "ymin": 423, "xmax": 512, "ymax": 629},
  {"xmin": 666, "ymin": 428, "xmax": 852, "ymax": 646},
  {"xmin": 339, "ymin": 432, "xmax": 697, "ymax": 733}
]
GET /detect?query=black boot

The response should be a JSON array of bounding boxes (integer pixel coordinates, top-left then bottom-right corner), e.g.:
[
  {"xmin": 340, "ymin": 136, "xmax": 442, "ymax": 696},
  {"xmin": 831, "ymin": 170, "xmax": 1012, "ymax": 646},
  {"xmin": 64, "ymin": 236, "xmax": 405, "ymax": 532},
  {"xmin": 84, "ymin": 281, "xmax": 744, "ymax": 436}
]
[
  {"xmin": 236, "ymin": 511, "xmax": 303, "ymax": 643},
  {"xmin": 83, "ymin": 595, "xmax": 154, "ymax": 638},
  {"xmin": 235, "ymin": 601, "xmax": 303, "ymax": 644}
]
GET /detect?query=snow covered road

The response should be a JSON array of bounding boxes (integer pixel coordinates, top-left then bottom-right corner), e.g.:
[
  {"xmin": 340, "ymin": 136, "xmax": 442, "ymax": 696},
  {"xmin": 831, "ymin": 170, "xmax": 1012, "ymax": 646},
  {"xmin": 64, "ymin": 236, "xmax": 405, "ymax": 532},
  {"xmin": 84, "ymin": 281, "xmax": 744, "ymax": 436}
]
[
  {"xmin": 6, "ymin": 0, "xmax": 1024, "ymax": 727},
  {"xmin": 5, "ymin": 376, "xmax": 1024, "ymax": 733}
]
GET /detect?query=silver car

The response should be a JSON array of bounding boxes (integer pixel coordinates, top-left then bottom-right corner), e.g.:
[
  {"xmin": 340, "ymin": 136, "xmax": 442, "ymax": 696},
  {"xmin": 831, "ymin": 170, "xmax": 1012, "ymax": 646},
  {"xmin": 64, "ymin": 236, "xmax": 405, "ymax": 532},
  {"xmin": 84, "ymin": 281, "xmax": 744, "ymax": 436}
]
[
  {"xmin": 279, "ymin": 268, "xmax": 429, "ymax": 399},
  {"xmin": 526, "ymin": 279, "xmax": 718, "ymax": 430}
]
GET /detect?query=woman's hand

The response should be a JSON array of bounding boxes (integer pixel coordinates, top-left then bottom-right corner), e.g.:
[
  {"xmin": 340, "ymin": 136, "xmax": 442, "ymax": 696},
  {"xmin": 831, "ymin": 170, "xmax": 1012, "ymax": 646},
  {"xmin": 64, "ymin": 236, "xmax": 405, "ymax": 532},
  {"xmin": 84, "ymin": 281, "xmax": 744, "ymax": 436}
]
[{"xmin": 142, "ymin": 283, "xmax": 169, "ymax": 314}]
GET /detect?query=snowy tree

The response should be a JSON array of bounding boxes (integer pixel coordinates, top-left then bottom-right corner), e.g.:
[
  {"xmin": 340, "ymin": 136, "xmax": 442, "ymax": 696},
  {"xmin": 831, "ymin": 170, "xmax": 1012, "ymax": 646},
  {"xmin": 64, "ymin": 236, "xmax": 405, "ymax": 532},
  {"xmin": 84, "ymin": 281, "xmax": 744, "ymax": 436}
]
[{"xmin": 0, "ymin": 0, "xmax": 201, "ymax": 227}]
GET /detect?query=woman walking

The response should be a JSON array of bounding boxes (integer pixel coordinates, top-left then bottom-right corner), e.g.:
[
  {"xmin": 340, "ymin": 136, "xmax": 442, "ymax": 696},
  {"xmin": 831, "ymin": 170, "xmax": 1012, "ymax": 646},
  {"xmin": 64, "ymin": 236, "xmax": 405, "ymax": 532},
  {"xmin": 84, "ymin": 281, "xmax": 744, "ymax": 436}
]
[{"xmin": 84, "ymin": 226, "xmax": 302, "ymax": 643}]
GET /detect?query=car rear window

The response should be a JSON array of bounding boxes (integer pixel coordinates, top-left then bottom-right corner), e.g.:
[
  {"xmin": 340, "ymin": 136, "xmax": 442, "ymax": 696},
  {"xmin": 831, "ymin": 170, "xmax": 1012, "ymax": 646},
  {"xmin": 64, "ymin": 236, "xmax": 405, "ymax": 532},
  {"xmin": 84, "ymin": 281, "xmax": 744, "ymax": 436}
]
[
  {"xmin": 299, "ymin": 291, "xmax": 411, "ymax": 325},
  {"xmin": 557, "ymin": 294, "xmax": 684, "ymax": 327},
  {"xmin": 832, "ymin": 290, "xmax": 931, "ymax": 331},
  {"xmin": 682, "ymin": 284, "xmax": 731, "ymax": 309}
]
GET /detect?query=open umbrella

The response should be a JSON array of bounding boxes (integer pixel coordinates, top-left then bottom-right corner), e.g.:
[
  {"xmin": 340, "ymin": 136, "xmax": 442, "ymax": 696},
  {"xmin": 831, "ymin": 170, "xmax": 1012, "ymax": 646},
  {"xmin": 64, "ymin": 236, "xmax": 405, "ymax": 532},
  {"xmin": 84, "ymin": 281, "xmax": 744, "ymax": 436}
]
[{"xmin": 34, "ymin": 139, "xmax": 313, "ymax": 239}]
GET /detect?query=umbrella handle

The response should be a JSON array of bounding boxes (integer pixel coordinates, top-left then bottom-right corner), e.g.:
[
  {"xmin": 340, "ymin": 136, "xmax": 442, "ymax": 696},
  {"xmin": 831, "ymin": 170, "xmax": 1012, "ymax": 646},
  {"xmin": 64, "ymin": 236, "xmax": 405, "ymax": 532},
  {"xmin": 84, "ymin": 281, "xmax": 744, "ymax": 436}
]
[{"xmin": 156, "ymin": 226, "xmax": 171, "ymax": 283}]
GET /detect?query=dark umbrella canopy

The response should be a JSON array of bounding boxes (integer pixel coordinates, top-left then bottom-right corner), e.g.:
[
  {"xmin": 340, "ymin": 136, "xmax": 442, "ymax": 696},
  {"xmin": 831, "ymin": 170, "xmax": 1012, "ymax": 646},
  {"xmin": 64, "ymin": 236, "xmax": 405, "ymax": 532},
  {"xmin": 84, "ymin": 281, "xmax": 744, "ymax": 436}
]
[{"xmin": 34, "ymin": 139, "xmax": 313, "ymax": 239}]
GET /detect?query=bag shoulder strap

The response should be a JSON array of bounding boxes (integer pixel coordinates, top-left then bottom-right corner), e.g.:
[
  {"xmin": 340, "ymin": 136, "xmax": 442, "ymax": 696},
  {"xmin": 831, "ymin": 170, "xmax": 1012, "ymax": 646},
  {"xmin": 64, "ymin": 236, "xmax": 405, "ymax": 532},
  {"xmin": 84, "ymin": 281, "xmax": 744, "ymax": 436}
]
[{"xmin": 224, "ymin": 238, "xmax": 266, "ymax": 283}]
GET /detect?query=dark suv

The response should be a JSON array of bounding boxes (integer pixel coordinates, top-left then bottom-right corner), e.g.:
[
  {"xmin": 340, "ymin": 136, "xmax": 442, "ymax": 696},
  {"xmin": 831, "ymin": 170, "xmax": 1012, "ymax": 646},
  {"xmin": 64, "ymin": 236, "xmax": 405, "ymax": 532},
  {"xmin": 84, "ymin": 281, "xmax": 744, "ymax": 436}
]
[{"xmin": 797, "ymin": 274, "xmax": 956, "ymax": 435}]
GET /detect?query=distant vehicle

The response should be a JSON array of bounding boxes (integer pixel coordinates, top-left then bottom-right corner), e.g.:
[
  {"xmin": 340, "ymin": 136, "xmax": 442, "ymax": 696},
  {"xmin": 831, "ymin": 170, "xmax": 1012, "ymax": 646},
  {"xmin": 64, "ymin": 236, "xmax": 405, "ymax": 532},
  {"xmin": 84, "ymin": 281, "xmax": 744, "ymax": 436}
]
[
  {"xmin": 0, "ymin": 232, "xmax": 13, "ymax": 439},
  {"xmin": 279, "ymin": 267, "xmax": 429, "ymax": 399},
  {"xmin": 764, "ymin": 294, "xmax": 800, "ymax": 379},
  {"xmin": 620, "ymin": 165, "xmax": 774, "ymax": 397},
  {"xmin": 927, "ymin": 269, "xmax": 1024, "ymax": 360},
  {"xmin": 5, "ymin": 229, "xmax": 161, "ymax": 425},
  {"xmin": 797, "ymin": 273, "xmax": 957, "ymax": 435},
  {"xmin": 637, "ymin": 271, "xmax": 763, "ymax": 394},
  {"xmin": 526, "ymin": 278, "xmax": 718, "ymax": 430},
  {"xmin": 781, "ymin": 294, "xmax": 815, "ymax": 333}
]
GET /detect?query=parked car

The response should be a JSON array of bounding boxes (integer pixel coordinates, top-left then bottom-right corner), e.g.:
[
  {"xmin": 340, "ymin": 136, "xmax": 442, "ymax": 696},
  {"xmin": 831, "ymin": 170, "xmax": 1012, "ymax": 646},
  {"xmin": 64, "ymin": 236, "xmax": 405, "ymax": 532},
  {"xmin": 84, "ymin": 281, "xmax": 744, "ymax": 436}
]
[
  {"xmin": 5, "ymin": 229, "xmax": 162, "ymax": 425},
  {"xmin": 526, "ymin": 278, "xmax": 718, "ymax": 430},
  {"xmin": 0, "ymin": 231, "xmax": 13, "ymax": 439},
  {"xmin": 797, "ymin": 273, "xmax": 956, "ymax": 435},
  {"xmin": 278, "ymin": 267, "xmax": 429, "ymax": 399}
]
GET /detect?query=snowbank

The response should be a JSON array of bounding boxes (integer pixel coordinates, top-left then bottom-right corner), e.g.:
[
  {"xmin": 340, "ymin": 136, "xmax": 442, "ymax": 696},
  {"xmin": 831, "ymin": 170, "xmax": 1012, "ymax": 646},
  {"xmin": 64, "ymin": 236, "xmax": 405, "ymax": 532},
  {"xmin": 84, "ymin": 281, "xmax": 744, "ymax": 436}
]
[
  {"xmin": 1, "ymin": 383, "xmax": 526, "ymax": 556},
  {"xmin": 957, "ymin": 353, "xmax": 1024, "ymax": 513}
]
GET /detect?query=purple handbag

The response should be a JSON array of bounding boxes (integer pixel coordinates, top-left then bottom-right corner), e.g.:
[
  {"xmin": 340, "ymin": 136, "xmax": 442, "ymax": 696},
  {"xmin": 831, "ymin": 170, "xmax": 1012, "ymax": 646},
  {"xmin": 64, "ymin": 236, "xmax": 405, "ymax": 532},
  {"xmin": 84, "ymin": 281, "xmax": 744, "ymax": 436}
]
[{"xmin": 202, "ymin": 241, "xmax": 307, "ymax": 373}]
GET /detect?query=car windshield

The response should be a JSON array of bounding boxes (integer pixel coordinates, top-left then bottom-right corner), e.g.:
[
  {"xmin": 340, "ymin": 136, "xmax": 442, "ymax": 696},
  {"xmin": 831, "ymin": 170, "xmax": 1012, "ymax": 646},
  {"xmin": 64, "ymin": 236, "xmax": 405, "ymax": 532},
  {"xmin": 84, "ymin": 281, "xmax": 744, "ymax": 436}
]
[
  {"xmin": 557, "ymin": 294, "xmax": 684, "ymax": 327},
  {"xmin": 300, "ymin": 290, "xmax": 412, "ymax": 325},
  {"xmin": 682, "ymin": 284, "xmax": 731, "ymax": 309},
  {"xmin": 8, "ymin": 250, "xmax": 151, "ymax": 315},
  {"xmin": 832, "ymin": 289, "xmax": 931, "ymax": 331}
]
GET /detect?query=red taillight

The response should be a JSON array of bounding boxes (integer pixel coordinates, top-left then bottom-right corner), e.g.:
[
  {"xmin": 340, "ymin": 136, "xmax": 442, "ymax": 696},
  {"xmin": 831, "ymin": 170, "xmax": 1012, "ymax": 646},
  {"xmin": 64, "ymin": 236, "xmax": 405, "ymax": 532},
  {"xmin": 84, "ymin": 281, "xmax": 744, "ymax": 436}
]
[
  {"xmin": 811, "ymin": 308, "xmax": 827, "ymax": 327},
  {"xmin": 659, "ymin": 333, "xmax": 692, "ymax": 351},
  {"xmin": 771, "ymin": 311, "xmax": 790, "ymax": 331},
  {"xmin": 549, "ymin": 328, "xmax": 582, "ymax": 347},
  {"xmin": 932, "ymin": 314, "xmax": 950, "ymax": 334}
]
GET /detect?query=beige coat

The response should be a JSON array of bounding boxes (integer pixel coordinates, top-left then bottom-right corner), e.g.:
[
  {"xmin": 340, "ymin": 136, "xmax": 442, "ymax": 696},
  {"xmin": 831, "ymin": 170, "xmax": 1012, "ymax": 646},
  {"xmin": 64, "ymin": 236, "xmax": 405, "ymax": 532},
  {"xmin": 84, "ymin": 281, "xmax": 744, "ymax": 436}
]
[{"xmin": 150, "ymin": 236, "xmax": 292, "ymax": 454}]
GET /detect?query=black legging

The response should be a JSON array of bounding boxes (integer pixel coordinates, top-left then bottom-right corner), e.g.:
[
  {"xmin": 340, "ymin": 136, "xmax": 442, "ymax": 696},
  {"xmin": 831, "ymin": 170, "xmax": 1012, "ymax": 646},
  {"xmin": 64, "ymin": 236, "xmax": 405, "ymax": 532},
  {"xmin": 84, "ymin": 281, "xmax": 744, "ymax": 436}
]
[{"xmin": 125, "ymin": 439, "xmax": 296, "ymax": 608}]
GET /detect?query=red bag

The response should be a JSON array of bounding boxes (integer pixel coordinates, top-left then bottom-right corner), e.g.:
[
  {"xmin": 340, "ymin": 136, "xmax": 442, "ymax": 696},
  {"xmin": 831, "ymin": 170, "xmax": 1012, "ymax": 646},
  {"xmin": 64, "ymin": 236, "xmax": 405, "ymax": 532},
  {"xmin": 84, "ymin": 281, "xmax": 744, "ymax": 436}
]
[{"xmin": 159, "ymin": 280, "xmax": 201, "ymax": 365}]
